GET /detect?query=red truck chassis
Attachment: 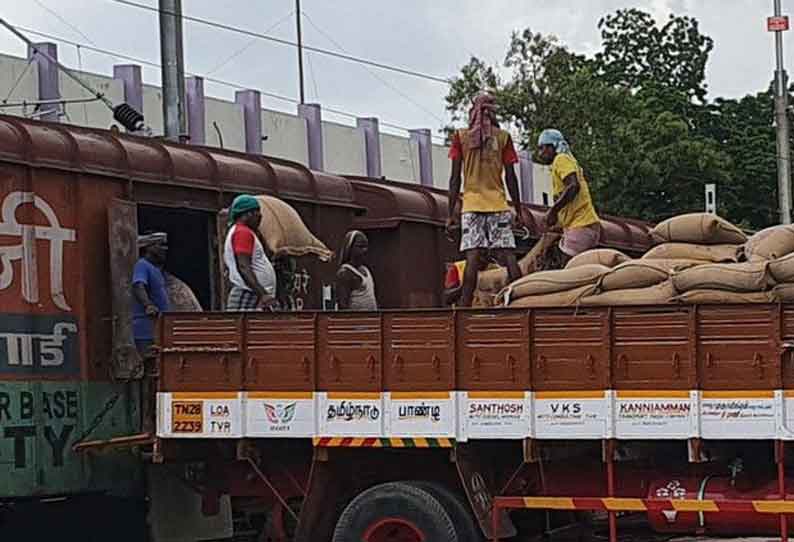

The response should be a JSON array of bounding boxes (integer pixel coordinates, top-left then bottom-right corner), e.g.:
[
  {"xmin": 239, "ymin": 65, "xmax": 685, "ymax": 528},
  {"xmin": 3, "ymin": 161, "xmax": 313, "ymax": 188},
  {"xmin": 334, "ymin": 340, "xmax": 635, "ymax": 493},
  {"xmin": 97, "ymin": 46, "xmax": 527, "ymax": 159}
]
[{"xmin": 156, "ymin": 304, "xmax": 794, "ymax": 542}]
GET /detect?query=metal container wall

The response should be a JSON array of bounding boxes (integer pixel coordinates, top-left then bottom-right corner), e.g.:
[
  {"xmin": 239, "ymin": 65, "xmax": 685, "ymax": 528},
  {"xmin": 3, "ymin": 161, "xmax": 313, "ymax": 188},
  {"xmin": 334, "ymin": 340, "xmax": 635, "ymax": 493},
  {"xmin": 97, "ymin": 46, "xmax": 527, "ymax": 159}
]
[{"xmin": 0, "ymin": 114, "xmax": 364, "ymax": 499}]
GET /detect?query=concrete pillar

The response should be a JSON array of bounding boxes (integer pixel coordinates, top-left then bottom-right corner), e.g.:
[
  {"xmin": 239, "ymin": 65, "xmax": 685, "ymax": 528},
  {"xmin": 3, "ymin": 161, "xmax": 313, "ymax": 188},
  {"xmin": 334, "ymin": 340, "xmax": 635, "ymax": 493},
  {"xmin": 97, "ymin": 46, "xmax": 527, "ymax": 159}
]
[
  {"xmin": 113, "ymin": 65, "xmax": 144, "ymax": 117},
  {"xmin": 235, "ymin": 90, "xmax": 262, "ymax": 154},
  {"xmin": 298, "ymin": 103, "xmax": 324, "ymax": 171},
  {"xmin": 409, "ymin": 129, "xmax": 434, "ymax": 187},
  {"xmin": 356, "ymin": 117, "xmax": 382, "ymax": 178},
  {"xmin": 27, "ymin": 42, "xmax": 60, "ymax": 122},
  {"xmin": 185, "ymin": 76, "xmax": 205, "ymax": 145},
  {"xmin": 518, "ymin": 150, "xmax": 535, "ymax": 204}
]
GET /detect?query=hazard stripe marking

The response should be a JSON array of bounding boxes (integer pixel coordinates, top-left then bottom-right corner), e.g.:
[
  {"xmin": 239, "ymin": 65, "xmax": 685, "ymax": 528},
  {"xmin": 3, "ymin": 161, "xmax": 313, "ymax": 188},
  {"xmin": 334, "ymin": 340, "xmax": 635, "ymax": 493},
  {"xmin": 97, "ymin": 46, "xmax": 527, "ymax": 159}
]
[
  {"xmin": 522, "ymin": 497, "xmax": 575, "ymax": 510},
  {"xmin": 671, "ymin": 500, "xmax": 720, "ymax": 512},
  {"xmin": 499, "ymin": 497, "xmax": 794, "ymax": 515},
  {"xmin": 754, "ymin": 501, "xmax": 794, "ymax": 514},
  {"xmin": 312, "ymin": 437, "xmax": 455, "ymax": 448}
]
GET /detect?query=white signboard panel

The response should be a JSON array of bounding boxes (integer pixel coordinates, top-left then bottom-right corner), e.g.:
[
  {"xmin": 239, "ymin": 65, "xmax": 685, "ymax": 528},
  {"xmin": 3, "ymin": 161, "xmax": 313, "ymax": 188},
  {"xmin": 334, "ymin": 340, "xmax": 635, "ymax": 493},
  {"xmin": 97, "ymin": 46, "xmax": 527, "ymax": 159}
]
[
  {"xmin": 459, "ymin": 391, "xmax": 531, "ymax": 440},
  {"xmin": 385, "ymin": 392, "xmax": 456, "ymax": 437},
  {"xmin": 317, "ymin": 392, "xmax": 384, "ymax": 437},
  {"xmin": 613, "ymin": 391, "xmax": 697, "ymax": 439},
  {"xmin": 533, "ymin": 391, "xmax": 610, "ymax": 439},
  {"xmin": 244, "ymin": 392, "xmax": 315, "ymax": 437},
  {"xmin": 700, "ymin": 391, "xmax": 776, "ymax": 439}
]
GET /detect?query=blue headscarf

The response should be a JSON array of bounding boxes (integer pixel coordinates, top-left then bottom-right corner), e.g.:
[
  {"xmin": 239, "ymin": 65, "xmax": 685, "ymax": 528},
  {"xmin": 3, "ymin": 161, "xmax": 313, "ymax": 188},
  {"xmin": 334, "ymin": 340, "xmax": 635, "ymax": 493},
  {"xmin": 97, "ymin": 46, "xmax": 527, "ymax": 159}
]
[{"xmin": 538, "ymin": 129, "xmax": 572, "ymax": 155}]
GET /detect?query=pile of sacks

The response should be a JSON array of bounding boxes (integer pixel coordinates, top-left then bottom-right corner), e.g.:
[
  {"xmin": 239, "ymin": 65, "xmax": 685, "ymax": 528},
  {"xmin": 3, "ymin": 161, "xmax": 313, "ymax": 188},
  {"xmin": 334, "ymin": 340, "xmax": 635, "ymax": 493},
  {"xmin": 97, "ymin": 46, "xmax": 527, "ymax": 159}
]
[{"xmin": 501, "ymin": 212, "xmax": 794, "ymax": 308}]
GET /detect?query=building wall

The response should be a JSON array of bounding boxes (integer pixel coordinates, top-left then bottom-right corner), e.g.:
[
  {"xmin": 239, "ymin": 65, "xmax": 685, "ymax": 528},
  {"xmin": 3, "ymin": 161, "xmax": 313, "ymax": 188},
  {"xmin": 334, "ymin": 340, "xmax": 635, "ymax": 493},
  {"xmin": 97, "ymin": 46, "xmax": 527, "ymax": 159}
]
[
  {"xmin": 262, "ymin": 109, "xmax": 308, "ymax": 165},
  {"xmin": 381, "ymin": 132, "xmax": 418, "ymax": 183},
  {"xmin": 323, "ymin": 121, "xmax": 366, "ymax": 176},
  {"xmin": 0, "ymin": 50, "xmax": 553, "ymax": 205},
  {"xmin": 205, "ymin": 97, "xmax": 245, "ymax": 152},
  {"xmin": 431, "ymin": 143, "xmax": 451, "ymax": 190},
  {"xmin": 0, "ymin": 53, "xmax": 39, "ymax": 119}
]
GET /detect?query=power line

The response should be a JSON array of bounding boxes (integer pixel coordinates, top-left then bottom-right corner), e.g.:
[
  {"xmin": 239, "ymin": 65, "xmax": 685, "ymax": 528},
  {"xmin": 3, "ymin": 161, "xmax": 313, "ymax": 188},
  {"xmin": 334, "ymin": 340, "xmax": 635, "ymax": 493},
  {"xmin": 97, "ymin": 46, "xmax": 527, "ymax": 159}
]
[
  {"xmin": 32, "ymin": 0, "xmax": 97, "ymax": 46},
  {"xmin": 301, "ymin": 11, "xmax": 445, "ymax": 125},
  {"xmin": 107, "ymin": 0, "xmax": 451, "ymax": 85},
  {"xmin": 205, "ymin": 9, "xmax": 296, "ymax": 76},
  {"xmin": 10, "ymin": 25, "xmax": 446, "ymax": 142}
]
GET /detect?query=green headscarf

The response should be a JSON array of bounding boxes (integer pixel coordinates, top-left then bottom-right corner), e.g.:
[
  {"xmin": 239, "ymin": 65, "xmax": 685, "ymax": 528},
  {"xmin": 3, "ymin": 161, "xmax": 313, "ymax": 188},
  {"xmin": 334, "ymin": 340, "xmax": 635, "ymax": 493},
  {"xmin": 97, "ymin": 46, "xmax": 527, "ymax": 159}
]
[{"xmin": 229, "ymin": 194, "xmax": 260, "ymax": 224}]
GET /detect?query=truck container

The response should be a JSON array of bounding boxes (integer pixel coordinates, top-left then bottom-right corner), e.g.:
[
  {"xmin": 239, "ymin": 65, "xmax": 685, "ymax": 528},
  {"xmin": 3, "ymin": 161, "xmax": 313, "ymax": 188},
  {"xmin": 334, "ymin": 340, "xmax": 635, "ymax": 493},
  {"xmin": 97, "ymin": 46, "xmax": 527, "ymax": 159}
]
[{"xmin": 0, "ymin": 114, "xmax": 662, "ymax": 541}]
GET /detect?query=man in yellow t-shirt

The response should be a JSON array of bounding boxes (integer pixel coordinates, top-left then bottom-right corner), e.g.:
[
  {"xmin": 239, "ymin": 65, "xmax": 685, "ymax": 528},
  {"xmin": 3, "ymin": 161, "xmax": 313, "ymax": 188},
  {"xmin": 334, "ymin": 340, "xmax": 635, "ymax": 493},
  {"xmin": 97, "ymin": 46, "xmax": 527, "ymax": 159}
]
[
  {"xmin": 447, "ymin": 93, "xmax": 530, "ymax": 307},
  {"xmin": 536, "ymin": 129, "xmax": 600, "ymax": 268}
]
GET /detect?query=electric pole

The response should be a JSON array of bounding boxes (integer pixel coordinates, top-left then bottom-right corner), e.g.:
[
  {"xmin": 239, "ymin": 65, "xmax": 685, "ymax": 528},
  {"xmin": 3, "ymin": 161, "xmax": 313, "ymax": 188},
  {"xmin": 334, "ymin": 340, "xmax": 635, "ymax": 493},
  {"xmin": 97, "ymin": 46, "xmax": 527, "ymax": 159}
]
[
  {"xmin": 296, "ymin": 0, "xmax": 305, "ymax": 104},
  {"xmin": 771, "ymin": 0, "xmax": 792, "ymax": 224},
  {"xmin": 159, "ymin": 0, "xmax": 187, "ymax": 141}
]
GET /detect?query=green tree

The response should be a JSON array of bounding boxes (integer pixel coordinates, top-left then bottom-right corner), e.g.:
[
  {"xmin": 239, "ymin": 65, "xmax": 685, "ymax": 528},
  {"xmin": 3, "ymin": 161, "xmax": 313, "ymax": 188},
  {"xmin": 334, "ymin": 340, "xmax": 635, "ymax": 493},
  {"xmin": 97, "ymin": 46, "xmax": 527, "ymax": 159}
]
[
  {"xmin": 443, "ymin": 9, "xmax": 755, "ymax": 227},
  {"xmin": 594, "ymin": 8, "xmax": 714, "ymax": 103}
]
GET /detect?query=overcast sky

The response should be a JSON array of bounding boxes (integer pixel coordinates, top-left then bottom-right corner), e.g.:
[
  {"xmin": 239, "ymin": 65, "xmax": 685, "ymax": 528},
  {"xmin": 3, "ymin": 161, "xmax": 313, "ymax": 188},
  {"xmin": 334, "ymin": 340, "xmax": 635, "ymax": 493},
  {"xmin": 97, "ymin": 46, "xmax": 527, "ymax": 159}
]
[{"xmin": 0, "ymin": 0, "xmax": 785, "ymax": 139}]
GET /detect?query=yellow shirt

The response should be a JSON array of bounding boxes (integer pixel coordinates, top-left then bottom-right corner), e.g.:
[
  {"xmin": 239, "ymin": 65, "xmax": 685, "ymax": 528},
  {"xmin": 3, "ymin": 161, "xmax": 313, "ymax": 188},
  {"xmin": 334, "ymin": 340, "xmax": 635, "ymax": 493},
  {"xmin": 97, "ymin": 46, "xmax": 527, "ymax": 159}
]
[
  {"xmin": 450, "ymin": 128, "xmax": 518, "ymax": 213},
  {"xmin": 550, "ymin": 153, "xmax": 600, "ymax": 230}
]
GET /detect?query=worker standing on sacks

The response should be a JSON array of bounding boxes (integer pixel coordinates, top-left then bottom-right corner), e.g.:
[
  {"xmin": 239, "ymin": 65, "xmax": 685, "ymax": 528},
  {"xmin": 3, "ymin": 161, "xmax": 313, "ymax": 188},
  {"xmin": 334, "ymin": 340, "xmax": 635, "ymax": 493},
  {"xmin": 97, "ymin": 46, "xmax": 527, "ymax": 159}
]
[
  {"xmin": 446, "ymin": 92, "xmax": 530, "ymax": 307},
  {"xmin": 536, "ymin": 129, "xmax": 601, "ymax": 269}
]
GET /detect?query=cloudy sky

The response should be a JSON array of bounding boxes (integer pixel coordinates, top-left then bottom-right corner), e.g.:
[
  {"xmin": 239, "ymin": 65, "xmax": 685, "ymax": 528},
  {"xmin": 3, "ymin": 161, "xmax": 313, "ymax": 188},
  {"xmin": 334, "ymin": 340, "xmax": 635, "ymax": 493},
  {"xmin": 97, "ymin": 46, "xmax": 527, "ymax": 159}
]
[{"xmin": 0, "ymin": 0, "xmax": 785, "ymax": 139}]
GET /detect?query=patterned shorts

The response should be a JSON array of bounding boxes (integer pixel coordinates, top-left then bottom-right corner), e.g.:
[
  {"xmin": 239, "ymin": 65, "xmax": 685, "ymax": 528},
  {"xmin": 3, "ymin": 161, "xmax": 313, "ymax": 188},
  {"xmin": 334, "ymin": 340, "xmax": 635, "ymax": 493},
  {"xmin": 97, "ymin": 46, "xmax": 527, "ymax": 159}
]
[
  {"xmin": 226, "ymin": 286, "xmax": 259, "ymax": 311},
  {"xmin": 460, "ymin": 211, "xmax": 516, "ymax": 252}
]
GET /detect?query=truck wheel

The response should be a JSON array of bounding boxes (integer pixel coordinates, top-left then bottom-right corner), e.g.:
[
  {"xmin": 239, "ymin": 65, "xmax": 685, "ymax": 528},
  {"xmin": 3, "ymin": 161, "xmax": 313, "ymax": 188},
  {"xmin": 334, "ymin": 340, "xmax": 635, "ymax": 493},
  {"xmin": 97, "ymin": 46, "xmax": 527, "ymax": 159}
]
[
  {"xmin": 405, "ymin": 481, "xmax": 484, "ymax": 542},
  {"xmin": 332, "ymin": 482, "xmax": 458, "ymax": 542}
]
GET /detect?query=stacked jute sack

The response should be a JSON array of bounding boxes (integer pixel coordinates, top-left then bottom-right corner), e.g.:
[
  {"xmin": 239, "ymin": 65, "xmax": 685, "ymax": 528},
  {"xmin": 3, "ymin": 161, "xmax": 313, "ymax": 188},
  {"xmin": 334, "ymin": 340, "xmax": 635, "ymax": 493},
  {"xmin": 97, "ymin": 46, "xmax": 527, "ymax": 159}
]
[{"xmin": 500, "ymin": 212, "xmax": 794, "ymax": 307}]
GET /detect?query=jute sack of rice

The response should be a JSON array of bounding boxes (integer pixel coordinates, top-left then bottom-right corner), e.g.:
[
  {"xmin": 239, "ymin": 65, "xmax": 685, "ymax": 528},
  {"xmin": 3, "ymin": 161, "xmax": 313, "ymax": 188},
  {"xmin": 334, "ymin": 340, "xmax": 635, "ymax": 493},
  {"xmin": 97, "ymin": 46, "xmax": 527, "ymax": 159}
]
[
  {"xmin": 642, "ymin": 243, "xmax": 740, "ymax": 263},
  {"xmin": 507, "ymin": 285, "xmax": 595, "ymax": 308},
  {"xmin": 579, "ymin": 281, "xmax": 676, "ymax": 306},
  {"xmin": 596, "ymin": 259, "xmax": 699, "ymax": 292},
  {"xmin": 565, "ymin": 248, "xmax": 630, "ymax": 270},
  {"xmin": 165, "ymin": 272, "xmax": 203, "ymax": 311},
  {"xmin": 476, "ymin": 233, "xmax": 562, "ymax": 294},
  {"xmin": 771, "ymin": 284, "xmax": 794, "ymax": 302},
  {"xmin": 501, "ymin": 264, "xmax": 609, "ymax": 304},
  {"xmin": 255, "ymin": 195, "xmax": 333, "ymax": 261},
  {"xmin": 674, "ymin": 289, "xmax": 773, "ymax": 304},
  {"xmin": 744, "ymin": 225, "xmax": 794, "ymax": 262},
  {"xmin": 651, "ymin": 213, "xmax": 747, "ymax": 245},
  {"xmin": 671, "ymin": 262, "xmax": 771, "ymax": 293},
  {"xmin": 769, "ymin": 253, "xmax": 794, "ymax": 283}
]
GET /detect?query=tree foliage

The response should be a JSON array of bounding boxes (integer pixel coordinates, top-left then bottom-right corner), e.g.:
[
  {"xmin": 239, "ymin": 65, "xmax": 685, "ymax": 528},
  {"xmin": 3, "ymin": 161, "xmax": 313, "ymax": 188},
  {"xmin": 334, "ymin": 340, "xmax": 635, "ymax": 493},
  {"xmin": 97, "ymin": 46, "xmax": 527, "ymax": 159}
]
[{"xmin": 445, "ymin": 9, "xmax": 782, "ymax": 229}]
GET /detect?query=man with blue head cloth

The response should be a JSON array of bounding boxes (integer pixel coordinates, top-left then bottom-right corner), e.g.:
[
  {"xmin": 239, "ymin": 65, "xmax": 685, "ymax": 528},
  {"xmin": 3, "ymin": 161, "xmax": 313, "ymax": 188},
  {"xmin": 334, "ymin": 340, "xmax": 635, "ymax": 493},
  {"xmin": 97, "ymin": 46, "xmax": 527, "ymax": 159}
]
[{"xmin": 536, "ymin": 129, "xmax": 601, "ymax": 268}]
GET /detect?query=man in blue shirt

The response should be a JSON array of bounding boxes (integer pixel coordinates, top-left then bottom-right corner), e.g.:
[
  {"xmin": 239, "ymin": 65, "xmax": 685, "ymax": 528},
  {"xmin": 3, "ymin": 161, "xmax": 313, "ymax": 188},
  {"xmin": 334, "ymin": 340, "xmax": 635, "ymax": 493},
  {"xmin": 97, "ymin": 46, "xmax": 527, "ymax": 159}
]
[{"xmin": 132, "ymin": 232, "xmax": 169, "ymax": 357}]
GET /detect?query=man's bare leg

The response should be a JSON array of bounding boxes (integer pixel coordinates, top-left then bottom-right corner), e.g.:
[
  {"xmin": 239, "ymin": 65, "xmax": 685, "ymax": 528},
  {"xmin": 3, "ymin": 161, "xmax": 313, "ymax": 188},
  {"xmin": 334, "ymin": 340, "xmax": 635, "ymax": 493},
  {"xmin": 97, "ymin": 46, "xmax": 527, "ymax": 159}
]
[
  {"xmin": 460, "ymin": 249, "xmax": 485, "ymax": 307},
  {"xmin": 495, "ymin": 249, "xmax": 522, "ymax": 284}
]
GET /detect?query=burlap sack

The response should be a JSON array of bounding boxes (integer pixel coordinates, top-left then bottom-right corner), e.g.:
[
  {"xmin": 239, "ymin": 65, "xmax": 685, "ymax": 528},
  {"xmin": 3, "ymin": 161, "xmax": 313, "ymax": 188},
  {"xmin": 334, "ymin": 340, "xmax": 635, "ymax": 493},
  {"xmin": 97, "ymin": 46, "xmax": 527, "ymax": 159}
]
[
  {"xmin": 596, "ymin": 259, "xmax": 698, "ymax": 292},
  {"xmin": 579, "ymin": 281, "xmax": 676, "ymax": 306},
  {"xmin": 565, "ymin": 249, "xmax": 630, "ymax": 270},
  {"xmin": 507, "ymin": 285, "xmax": 595, "ymax": 308},
  {"xmin": 674, "ymin": 289, "xmax": 773, "ymax": 304},
  {"xmin": 643, "ymin": 243, "xmax": 740, "ymax": 263},
  {"xmin": 476, "ymin": 233, "xmax": 562, "ymax": 294},
  {"xmin": 255, "ymin": 195, "xmax": 333, "ymax": 261},
  {"xmin": 502, "ymin": 264, "xmax": 609, "ymax": 303},
  {"xmin": 651, "ymin": 213, "xmax": 747, "ymax": 245},
  {"xmin": 770, "ymin": 253, "xmax": 794, "ymax": 283},
  {"xmin": 165, "ymin": 272, "xmax": 202, "ymax": 311},
  {"xmin": 772, "ymin": 284, "xmax": 794, "ymax": 302},
  {"xmin": 671, "ymin": 262, "xmax": 771, "ymax": 293},
  {"xmin": 743, "ymin": 225, "xmax": 794, "ymax": 262}
]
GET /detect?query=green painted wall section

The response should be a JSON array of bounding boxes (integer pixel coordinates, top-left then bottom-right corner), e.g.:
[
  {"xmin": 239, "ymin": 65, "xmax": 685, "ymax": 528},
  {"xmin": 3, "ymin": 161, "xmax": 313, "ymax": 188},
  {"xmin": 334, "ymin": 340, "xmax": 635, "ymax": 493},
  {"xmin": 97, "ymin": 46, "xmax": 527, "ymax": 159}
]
[{"xmin": 0, "ymin": 380, "xmax": 143, "ymax": 499}]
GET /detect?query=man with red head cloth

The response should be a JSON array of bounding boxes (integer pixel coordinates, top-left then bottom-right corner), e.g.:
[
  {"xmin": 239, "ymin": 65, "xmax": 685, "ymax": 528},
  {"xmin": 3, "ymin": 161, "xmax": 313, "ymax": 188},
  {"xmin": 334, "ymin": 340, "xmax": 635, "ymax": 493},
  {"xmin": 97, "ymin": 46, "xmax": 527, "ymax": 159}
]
[{"xmin": 446, "ymin": 93, "xmax": 529, "ymax": 307}]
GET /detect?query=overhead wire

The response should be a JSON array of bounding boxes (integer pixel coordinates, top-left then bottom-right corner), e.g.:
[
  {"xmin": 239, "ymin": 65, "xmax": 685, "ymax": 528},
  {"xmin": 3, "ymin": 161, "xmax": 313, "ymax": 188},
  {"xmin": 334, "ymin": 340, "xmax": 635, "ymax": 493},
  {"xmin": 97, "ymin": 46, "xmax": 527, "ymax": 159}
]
[
  {"xmin": 205, "ymin": 9, "xmax": 296, "ymax": 76},
  {"xmin": 12, "ymin": 25, "xmax": 446, "ymax": 142},
  {"xmin": 107, "ymin": 0, "xmax": 451, "ymax": 84},
  {"xmin": 32, "ymin": 0, "xmax": 98, "ymax": 46},
  {"xmin": 300, "ymin": 10, "xmax": 445, "ymax": 125}
]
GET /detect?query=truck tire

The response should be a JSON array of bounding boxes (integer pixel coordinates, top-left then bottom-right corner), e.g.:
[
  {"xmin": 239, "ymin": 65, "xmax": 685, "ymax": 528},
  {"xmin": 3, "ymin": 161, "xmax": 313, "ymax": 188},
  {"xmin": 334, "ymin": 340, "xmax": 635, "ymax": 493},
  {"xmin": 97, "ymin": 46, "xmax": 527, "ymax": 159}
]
[
  {"xmin": 405, "ymin": 481, "xmax": 484, "ymax": 542},
  {"xmin": 332, "ymin": 481, "xmax": 458, "ymax": 542}
]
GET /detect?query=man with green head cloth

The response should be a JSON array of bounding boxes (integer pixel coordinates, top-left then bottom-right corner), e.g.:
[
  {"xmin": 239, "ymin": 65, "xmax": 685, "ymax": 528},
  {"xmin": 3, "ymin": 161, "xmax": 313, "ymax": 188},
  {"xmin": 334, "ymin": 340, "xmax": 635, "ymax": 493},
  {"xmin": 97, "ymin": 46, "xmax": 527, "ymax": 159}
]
[{"xmin": 224, "ymin": 194, "xmax": 277, "ymax": 311}]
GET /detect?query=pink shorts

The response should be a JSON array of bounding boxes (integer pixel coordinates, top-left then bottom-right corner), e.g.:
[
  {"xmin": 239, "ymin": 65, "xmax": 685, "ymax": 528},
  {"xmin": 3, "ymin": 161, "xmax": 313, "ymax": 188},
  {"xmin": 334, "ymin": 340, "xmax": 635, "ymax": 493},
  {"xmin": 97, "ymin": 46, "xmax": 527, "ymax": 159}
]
[{"xmin": 559, "ymin": 223, "xmax": 601, "ymax": 257}]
